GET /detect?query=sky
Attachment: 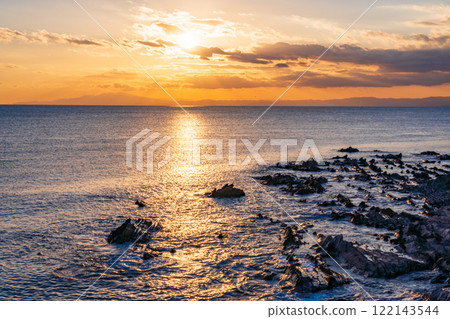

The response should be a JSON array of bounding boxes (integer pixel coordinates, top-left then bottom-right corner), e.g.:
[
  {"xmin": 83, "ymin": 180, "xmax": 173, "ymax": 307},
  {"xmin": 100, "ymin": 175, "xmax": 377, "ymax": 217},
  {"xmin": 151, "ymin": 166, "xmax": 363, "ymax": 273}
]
[{"xmin": 0, "ymin": 0, "xmax": 449, "ymax": 106}]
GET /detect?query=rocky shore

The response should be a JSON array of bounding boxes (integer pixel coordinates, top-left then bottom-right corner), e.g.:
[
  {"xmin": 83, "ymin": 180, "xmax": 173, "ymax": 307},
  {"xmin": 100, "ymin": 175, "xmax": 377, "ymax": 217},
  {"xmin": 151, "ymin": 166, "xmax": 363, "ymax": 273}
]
[{"xmin": 257, "ymin": 149, "xmax": 450, "ymax": 300}]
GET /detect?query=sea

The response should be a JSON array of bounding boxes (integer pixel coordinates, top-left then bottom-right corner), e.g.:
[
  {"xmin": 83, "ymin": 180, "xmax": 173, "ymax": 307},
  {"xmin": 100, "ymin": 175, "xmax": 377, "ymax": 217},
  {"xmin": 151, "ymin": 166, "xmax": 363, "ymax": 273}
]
[{"xmin": 0, "ymin": 105, "xmax": 449, "ymax": 300}]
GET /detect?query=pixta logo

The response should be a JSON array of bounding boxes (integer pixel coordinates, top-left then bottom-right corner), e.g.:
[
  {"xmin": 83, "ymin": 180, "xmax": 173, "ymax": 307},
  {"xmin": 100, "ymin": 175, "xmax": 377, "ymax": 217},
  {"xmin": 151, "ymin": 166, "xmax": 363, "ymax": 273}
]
[
  {"xmin": 126, "ymin": 129, "xmax": 172, "ymax": 175},
  {"xmin": 127, "ymin": 130, "xmax": 324, "ymax": 176}
]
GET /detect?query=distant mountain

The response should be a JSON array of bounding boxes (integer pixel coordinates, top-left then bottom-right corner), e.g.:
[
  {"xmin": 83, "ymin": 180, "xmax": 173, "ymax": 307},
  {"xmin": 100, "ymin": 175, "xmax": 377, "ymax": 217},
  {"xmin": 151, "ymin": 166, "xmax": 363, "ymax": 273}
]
[{"xmin": 13, "ymin": 93, "xmax": 450, "ymax": 107}]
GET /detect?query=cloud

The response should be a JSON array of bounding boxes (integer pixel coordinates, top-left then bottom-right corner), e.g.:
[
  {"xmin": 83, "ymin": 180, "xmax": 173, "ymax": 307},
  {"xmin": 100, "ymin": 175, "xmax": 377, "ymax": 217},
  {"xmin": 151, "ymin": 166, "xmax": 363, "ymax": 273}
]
[
  {"xmin": 226, "ymin": 42, "xmax": 450, "ymax": 73},
  {"xmin": 156, "ymin": 23, "xmax": 182, "ymax": 34},
  {"xmin": 0, "ymin": 63, "xmax": 23, "ymax": 69},
  {"xmin": 186, "ymin": 46, "xmax": 225, "ymax": 59},
  {"xmin": 276, "ymin": 71, "xmax": 450, "ymax": 88},
  {"xmin": 275, "ymin": 63, "xmax": 289, "ymax": 68},
  {"xmin": 366, "ymin": 30, "xmax": 450, "ymax": 47},
  {"xmin": 412, "ymin": 16, "xmax": 450, "ymax": 27},
  {"xmin": 0, "ymin": 27, "xmax": 111, "ymax": 47}
]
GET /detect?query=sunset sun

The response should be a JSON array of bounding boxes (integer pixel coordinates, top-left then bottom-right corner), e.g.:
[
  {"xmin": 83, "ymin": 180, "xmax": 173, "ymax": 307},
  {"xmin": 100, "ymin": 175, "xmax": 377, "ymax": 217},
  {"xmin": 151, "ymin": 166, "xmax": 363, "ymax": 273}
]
[{"xmin": 178, "ymin": 32, "xmax": 199, "ymax": 49}]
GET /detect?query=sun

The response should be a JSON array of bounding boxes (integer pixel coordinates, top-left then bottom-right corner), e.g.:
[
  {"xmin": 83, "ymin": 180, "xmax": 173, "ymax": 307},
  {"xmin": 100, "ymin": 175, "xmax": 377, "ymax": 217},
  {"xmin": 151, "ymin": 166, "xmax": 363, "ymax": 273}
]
[{"xmin": 178, "ymin": 33, "xmax": 199, "ymax": 50}]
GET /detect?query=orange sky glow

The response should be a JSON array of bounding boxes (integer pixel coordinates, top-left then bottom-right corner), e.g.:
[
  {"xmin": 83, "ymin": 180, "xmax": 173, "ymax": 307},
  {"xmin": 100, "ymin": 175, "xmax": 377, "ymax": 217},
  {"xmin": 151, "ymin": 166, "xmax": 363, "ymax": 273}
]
[{"xmin": 0, "ymin": 1, "xmax": 449, "ymax": 106}]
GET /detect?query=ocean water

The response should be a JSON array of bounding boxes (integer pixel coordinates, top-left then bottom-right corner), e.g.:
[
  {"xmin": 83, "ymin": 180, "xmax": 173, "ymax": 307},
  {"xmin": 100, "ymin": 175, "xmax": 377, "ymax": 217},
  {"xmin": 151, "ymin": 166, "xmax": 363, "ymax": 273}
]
[{"xmin": 0, "ymin": 105, "xmax": 449, "ymax": 300}]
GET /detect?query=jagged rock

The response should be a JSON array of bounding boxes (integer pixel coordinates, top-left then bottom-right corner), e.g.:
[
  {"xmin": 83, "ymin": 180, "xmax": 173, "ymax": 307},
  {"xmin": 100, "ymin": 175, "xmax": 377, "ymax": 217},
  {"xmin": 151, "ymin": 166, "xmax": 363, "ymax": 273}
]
[
  {"xmin": 282, "ymin": 175, "xmax": 327, "ymax": 195},
  {"xmin": 414, "ymin": 172, "xmax": 431, "ymax": 180},
  {"xmin": 257, "ymin": 173, "xmax": 297, "ymax": 185},
  {"xmin": 369, "ymin": 163, "xmax": 382, "ymax": 173},
  {"xmin": 276, "ymin": 158, "xmax": 321, "ymax": 171},
  {"xmin": 318, "ymin": 200, "xmax": 336, "ymax": 207},
  {"xmin": 143, "ymin": 247, "xmax": 162, "ymax": 260},
  {"xmin": 338, "ymin": 146, "xmax": 359, "ymax": 153},
  {"xmin": 420, "ymin": 151, "xmax": 439, "ymax": 156},
  {"xmin": 423, "ymin": 287, "xmax": 450, "ymax": 301},
  {"xmin": 377, "ymin": 153, "xmax": 402, "ymax": 160},
  {"xmin": 333, "ymin": 194, "xmax": 354, "ymax": 208},
  {"xmin": 135, "ymin": 200, "xmax": 147, "ymax": 207},
  {"xmin": 318, "ymin": 234, "xmax": 426, "ymax": 278},
  {"xmin": 280, "ymin": 261, "xmax": 348, "ymax": 292},
  {"xmin": 436, "ymin": 154, "xmax": 450, "ymax": 160},
  {"xmin": 281, "ymin": 225, "xmax": 303, "ymax": 249},
  {"xmin": 107, "ymin": 218, "xmax": 159, "ymax": 244},
  {"xmin": 259, "ymin": 269, "xmax": 276, "ymax": 281},
  {"xmin": 206, "ymin": 184, "xmax": 245, "ymax": 198}
]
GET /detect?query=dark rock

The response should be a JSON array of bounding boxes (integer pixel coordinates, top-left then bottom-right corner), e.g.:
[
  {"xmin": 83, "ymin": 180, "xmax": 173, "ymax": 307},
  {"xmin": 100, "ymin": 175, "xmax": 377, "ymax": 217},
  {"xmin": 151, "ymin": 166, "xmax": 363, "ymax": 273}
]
[
  {"xmin": 257, "ymin": 173, "xmax": 297, "ymax": 185},
  {"xmin": 281, "ymin": 225, "xmax": 303, "ymax": 249},
  {"xmin": 423, "ymin": 287, "xmax": 450, "ymax": 301},
  {"xmin": 282, "ymin": 175, "xmax": 327, "ymax": 195},
  {"xmin": 338, "ymin": 146, "xmax": 359, "ymax": 153},
  {"xmin": 107, "ymin": 218, "xmax": 159, "ymax": 244},
  {"xmin": 259, "ymin": 269, "xmax": 276, "ymax": 281},
  {"xmin": 206, "ymin": 184, "xmax": 245, "ymax": 198},
  {"xmin": 279, "ymin": 262, "xmax": 348, "ymax": 292},
  {"xmin": 377, "ymin": 153, "xmax": 402, "ymax": 160},
  {"xmin": 318, "ymin": 200, "xmax": 336, "ymax": 207},
  {"xmin": 414, "ymin": 172, "xmax": 431, "ymax": 180},
  {"xmin": 318, "ymin": 234, "xmax": 426, "ymax": 278},
  {"xmin": 420, "ymin": 151, "xmax": 439, "ymax": 156},
  {"xmin": 135, "ymin": 200, "xmax": 147, "ymax": 207},
  {"xmin": 143, "ymin": 247, "xmax": 161, "ymax": 260},
  {"xmin": 369, "ymin": 163, "xmax": 382, "ymax": 173},
  {"xmin": 276, "ymin": 158, "xmax": 321, "ymax": 171},
  {"xmin": 436, "ymin": 154, "xmax": 450, "ymax": 160},
  {"xmin": 333, "ymin": 194, "xmax": 354, "ymax": 208}
]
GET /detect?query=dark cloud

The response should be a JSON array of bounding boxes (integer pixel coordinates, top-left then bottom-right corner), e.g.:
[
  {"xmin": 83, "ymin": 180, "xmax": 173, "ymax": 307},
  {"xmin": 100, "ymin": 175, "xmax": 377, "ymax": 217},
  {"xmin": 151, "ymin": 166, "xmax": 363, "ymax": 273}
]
[
  {"xmin": 275, "ymin": 71, "xmax": 450, "ymax": 88},
  {"xmin": 188, "ymin": 46, "xmax": 270, "ymax": 64},
  {"xmin": 366, "ymin": 30, "xmax": 450, "ymax": 47},
  {"xmin": 187, "ymin": 46, "xmax": 225, "ymax": 59},
  {"xmin": 246, "ymin": 42, "xmax": 450, "ymax": 72},
  {"xmin": 275, "ymin": 63, "xmax": 289, "ymax": 68}
]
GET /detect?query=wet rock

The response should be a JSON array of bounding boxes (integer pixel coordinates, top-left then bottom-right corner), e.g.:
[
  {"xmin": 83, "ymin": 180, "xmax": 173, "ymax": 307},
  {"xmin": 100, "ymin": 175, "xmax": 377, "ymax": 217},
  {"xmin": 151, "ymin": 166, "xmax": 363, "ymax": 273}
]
[
  {"xmin": 280, "ymin": 259, "xmax": 348, "ymax": 292},
  {"xmin": 257, "ymin": 173, "xmax": 297, "ymax": 185},
  {"xmin": 259, "ymin": 269, "xmax": 276, "ymax": 281},
  {"xmin": 423, "ymin": 287, "xmax": 450, "ymax": 301},
  {"xmin": 135, "ymin": 200, "xmax": 147, "ymax": 207},
  {"xmin": 281, "ymin": 225, "xmax": 303, "ymax": 249},
  {"xmin": 143, "ymin": 247, "xmax": 161, "ymax": 260},
  {"xmin": 318, "ymin": 200, "xmax": 336, "ymax": 207},
  {"xmin": 352, "ymin": 172, "xmax": 372, "ymax": 181},
  {"xmin": 338, "ymin": 146, "xmax": 359, "ymax": 153},
  {"xmin": 318, "ymin": 234, "xmax": 426, "ymax": 278},
  {"xmin": 377, "ymin": 153, "xmax": 402, "ymax": 160},
  {"xmin": 436, "ymin": 154, "xmax": 450, "ymax": 160},
  {"xmin": 107, "ymin": 218, "xmax": 159, "ymax": 244},
  {"xmin": 276, "ymin": 158, "xmax": 321, "ymax": 171},
  {"xmin": 359, "ymin": 158, "xmax": 369, "ymax": 166},
  {"xmin": 282, "ymin": 175, "xmax": 327, "ymax": 195},
  {"xmin": 414, "ymin": 171, "xmax": 431, "ymax": 180},
  {"xmin": 333, "ymin": 194, "xmax": 354, "ymax": 208},
  {"xmin": 206, "ymin": 184, "xmax": 245, "ymax": 198},
  {"xmin": 369, "ymin": 163, "xmax": 382, "ymax": 173},
  {"xmin": 420, "ymin": 151, "xmax": 439, "ymax": 156}
]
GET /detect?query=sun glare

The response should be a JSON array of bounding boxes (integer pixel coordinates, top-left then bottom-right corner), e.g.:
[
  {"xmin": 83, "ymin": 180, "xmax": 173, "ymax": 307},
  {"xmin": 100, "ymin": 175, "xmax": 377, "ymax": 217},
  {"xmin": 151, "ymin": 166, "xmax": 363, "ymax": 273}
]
[{"xmin": 178, "ymin": 33, "xmax": 199, "ymax": 50}]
